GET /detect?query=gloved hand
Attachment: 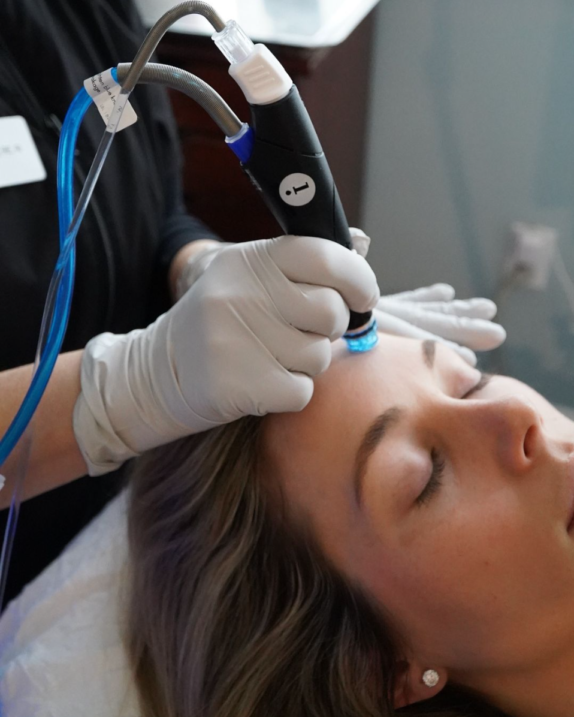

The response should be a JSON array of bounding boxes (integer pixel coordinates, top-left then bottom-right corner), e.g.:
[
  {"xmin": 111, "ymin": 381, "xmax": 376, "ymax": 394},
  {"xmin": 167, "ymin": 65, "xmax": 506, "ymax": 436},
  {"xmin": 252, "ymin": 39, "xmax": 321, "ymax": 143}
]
[
  {"xmin": 176, "ymin": 230, "xmax": 506, "ymax": 367},
  {"xmin": 73, "ymin": 235, "xmax": 379, "ymax": 475},
  {"xmin": 373, "ymin": 284, "xmax": 506, "ymax": 366},
  {"xmin": 346, "ymin": 228, "xmax": 506, "ymax": 366}
]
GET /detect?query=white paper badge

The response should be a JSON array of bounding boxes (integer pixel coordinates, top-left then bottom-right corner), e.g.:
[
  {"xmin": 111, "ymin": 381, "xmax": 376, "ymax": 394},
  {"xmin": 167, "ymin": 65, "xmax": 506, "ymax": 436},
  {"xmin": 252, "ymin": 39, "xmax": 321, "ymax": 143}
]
[
  {"xmin": 0, "ymin": 116, "xmax": 47, "ymax": 189},
  {"xmin": 84, "ymin": 69, "xmax": 137, "ymax": 132}
]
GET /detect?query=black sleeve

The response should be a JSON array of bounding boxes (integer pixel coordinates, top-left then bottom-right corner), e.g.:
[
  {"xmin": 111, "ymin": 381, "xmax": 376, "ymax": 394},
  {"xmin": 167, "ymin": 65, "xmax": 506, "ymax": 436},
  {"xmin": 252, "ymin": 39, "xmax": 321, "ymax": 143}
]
[{"xmin": 156, "ymin": 150, "xmax": 222, "ymax": 273}]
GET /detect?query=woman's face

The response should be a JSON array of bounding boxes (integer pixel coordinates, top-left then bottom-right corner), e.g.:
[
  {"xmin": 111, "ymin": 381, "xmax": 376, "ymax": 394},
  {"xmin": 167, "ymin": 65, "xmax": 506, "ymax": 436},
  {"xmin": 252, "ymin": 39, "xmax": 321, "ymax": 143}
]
[{"xmin": 264, "ymin": 335, "xmax": 574, "ymax": 687}]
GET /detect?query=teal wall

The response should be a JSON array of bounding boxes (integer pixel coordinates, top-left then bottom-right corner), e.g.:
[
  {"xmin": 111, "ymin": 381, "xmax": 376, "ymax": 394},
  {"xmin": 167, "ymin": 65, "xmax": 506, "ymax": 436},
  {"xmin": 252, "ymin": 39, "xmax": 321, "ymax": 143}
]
[{"xmin": 362, "ymin": 0, "xmax": 574, "ymax": 406}]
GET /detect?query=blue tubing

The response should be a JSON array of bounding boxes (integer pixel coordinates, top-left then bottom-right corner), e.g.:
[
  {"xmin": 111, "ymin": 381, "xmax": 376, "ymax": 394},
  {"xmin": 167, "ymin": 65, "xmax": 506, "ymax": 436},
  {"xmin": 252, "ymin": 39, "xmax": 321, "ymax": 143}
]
[{"xmin": 0, "ymin": 88, "xmax": 92, "ymax": 466}]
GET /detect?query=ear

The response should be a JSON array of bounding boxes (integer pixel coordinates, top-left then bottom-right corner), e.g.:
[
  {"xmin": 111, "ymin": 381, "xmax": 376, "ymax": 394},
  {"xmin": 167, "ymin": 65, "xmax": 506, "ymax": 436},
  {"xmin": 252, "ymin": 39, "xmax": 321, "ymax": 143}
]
[{"xmin": 393, "ymin": 660, "xmax": 447, "ymax": 709}]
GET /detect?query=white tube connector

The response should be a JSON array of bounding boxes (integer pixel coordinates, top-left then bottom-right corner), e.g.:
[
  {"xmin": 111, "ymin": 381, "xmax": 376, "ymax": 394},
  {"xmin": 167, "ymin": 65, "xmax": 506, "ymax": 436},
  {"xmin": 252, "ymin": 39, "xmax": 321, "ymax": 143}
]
[
  {"xmin": 212, "ymin": 19, "xmax": 254, "ymax": 64},
  {"xmin": 213, "ymin": 20, "xmax": 292, "ymax": 105}
]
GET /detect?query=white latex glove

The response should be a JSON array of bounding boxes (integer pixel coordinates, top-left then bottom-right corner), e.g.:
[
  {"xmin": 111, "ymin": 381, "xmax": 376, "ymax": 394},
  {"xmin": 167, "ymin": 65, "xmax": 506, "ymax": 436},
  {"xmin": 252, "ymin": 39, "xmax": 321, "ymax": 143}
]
[
  {"xmin": 73, "ymin": 235, "xmax": 379, "ymax": 475},
  {"xmin": 177, "ymin": 230, "xmax": 505, "ymax": 367},
  {"xmin": 346, "ymin": 229, "xmax": 506, "ymax": 366},
  {"xmin": 373, "ymin": 284, "xmax": 506, "ymax": 366}
]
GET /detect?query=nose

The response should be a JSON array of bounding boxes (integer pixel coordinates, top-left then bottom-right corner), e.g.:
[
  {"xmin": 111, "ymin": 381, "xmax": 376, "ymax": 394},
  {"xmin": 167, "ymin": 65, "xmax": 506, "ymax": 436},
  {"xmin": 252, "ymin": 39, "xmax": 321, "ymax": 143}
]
[{"xmin": 452, "ymin": 395, "xmax": 541, "ymax": 475}]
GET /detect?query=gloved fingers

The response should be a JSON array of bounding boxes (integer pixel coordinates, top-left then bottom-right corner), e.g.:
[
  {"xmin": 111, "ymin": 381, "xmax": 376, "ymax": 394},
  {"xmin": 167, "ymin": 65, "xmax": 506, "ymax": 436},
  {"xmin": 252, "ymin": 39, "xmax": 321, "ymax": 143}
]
[
  {"xmin": 197, "ymin": 279, "xmax": 335, "ymax": 377},
  {"xmin": 379, "ymin": 297, "xmax": 498, "ymax": 320},
  {"xmin": 374, "ymin": 309, "xmax": 477, "ymax": 366},
  {"xmin": 382, "ymin": 283, "xmax": 456, "ymax": 303},
  {"xmin": 349, "ymin": 227, "xmax": 371, "ymax": 258},
  {"xmin": 276, "ymin": 283, "xmax": 350, "ymax": 341},
  {"xmin": 254, "ymin": 370, "xmax": 315, "ymax": 414},
  {"xmin": 376, "ymin": 303, "xmax": 506, "ymax": 350},
  {"xmin": 270, "ymin": 328, "xmax": 333, "ymax": 377},
  {"xmin": 266, "ymin": 235, "xmax": 380, "ymax": 314}
]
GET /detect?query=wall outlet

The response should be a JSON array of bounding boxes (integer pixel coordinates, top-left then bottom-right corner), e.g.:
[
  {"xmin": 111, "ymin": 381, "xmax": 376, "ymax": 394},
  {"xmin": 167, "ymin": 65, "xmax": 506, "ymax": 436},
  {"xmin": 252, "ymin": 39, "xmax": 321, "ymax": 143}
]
[{"xmin": 504, "ymin": 223, "xmax": 557, "ymax": 290}]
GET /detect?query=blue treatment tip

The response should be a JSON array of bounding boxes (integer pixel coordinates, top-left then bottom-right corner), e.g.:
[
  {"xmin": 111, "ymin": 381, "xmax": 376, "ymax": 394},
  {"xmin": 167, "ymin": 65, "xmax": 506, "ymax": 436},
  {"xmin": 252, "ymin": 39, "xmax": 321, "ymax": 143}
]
[{"xmin": 344, "ymin": 318, "xmax": 379, "ymax": 353}]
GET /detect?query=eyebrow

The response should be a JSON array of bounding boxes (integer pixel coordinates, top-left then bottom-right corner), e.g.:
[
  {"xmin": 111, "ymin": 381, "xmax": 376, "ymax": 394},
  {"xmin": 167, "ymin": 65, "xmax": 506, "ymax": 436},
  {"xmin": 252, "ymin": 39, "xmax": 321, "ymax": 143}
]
[
  {"xmin": 353, "ymin": 407, "xmax": 403, "ymax": 506},
  {"xmin": 352, "ymin": 340, "xmax": 436, "ymax": 507}
]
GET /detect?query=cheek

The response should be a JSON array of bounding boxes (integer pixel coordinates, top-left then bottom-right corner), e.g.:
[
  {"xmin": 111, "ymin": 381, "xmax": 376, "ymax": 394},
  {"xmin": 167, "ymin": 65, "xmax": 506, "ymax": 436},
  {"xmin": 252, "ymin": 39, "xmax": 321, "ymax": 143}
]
[
  {"xmin": 361, "ymin": 454, "xmax": 574, "ymax": 668},
  {"xmin": 376, "ymin": 491, "xmax": 562, "ymax": 638}
]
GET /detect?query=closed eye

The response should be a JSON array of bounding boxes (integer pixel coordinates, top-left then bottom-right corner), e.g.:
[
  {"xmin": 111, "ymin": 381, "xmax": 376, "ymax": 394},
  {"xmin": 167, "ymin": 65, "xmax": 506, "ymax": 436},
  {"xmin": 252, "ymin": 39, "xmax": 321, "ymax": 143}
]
[
  {"xmin": 415, "ymin": 448, "xmax": 445, "ymax": 507},
  {"xmin": 414, "ymin": 374, "xmax": 495, "ymax": 509},
  {"xmin": 462, "ymin": 372, "xmax": 494, "ymax": 399}
]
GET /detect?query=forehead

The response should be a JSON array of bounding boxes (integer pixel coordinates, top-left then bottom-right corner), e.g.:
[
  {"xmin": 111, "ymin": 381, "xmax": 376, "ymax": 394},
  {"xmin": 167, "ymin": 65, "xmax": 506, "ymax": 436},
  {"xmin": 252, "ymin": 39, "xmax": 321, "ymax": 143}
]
[{"xmin": 265, "ymin": 335, "xmax": 425, "ymax": 452}]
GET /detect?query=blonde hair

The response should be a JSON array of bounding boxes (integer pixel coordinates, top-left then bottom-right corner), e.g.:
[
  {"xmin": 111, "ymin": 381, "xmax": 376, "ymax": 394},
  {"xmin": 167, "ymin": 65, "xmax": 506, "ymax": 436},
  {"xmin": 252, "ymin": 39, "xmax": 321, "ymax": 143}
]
[{"xmin": 126, "ymin": 416, "xmax": 508, "ymax": 717}]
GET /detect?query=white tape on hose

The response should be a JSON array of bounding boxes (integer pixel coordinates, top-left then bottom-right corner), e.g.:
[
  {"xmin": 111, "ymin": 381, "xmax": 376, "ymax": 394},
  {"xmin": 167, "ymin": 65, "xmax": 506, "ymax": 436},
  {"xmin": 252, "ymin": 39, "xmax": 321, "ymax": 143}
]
[{"xmin": 84, "ymin": 69, "xmax": 137, "ymax": 132}]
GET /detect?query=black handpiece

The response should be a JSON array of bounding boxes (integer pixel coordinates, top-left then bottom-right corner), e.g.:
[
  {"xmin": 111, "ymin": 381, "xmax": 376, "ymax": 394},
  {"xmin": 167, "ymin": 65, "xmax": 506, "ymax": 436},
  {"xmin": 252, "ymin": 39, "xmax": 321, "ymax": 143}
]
[{"xmin": 242, "ymin": 85, "xmax": 372, "ymax": 332}]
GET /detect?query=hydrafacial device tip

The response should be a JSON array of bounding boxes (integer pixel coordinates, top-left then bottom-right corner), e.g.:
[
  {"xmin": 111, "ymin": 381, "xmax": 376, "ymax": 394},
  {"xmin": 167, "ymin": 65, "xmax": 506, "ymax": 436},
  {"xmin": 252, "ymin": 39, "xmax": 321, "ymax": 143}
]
[{"xmin": 344, "ymin": 318, "xmax": 379, "ymax": 353}]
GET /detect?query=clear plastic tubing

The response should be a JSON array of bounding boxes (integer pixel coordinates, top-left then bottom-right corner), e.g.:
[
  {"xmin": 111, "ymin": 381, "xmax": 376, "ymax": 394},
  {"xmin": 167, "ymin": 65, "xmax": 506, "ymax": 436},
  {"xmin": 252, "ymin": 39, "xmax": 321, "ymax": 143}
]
[
  {"xmin": 0, "ymin": 87, "xmax": 92, "ymax": 467},
  {"xmin": 0, "ymin": 84, "xmax": 129, "ymax": 602},
  {"xmin": 0, "ymin": 81, "xmax": 128, "ymax": 467},
  {"xmin": 0, "ymin": 86, "xmax": 96, "ymax": 603}
]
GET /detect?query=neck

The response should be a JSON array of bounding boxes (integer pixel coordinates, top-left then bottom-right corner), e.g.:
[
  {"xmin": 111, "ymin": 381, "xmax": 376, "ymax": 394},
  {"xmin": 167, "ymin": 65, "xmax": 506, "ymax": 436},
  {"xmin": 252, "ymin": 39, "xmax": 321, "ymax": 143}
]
[{"xmin": 461, "ymin": 649, "xmax": 574, "ymax": 717}]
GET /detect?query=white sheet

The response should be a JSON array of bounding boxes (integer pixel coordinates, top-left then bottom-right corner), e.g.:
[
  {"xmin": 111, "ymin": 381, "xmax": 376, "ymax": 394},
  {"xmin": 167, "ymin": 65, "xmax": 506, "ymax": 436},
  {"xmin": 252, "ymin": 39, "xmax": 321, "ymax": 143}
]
[{"xmin": 0, "ymin": 490, "xmax": 141, "ymax": 716}]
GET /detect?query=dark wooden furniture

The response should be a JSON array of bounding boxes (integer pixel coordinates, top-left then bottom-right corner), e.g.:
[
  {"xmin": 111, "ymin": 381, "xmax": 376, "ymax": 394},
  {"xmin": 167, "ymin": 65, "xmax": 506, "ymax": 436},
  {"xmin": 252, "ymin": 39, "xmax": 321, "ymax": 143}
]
[{"xmin": 157, "ymin": 10, "xmax": 376, "ymax": 241}]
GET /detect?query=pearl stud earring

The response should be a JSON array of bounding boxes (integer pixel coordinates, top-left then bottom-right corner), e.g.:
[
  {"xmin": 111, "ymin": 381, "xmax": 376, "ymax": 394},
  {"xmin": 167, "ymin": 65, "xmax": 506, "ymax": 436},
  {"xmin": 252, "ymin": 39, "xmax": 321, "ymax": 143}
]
[{"xmin": 422, "ymin": 669, "xmax": 439, "ymax": 688}]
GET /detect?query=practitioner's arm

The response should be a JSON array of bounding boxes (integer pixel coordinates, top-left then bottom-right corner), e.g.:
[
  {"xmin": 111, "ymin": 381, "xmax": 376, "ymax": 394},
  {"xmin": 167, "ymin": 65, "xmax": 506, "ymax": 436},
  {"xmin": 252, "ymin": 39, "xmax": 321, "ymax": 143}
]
[
  {"xmin": 0, "ymin": 235, "xmax": 378, "ymax": 500},
  {"xmin": 0, "ymin": 241, "xmax": 223, "ymax": 508},
  {"xmin": 0, "ymin": 351, "xmax": 87, "ymax": 508}
]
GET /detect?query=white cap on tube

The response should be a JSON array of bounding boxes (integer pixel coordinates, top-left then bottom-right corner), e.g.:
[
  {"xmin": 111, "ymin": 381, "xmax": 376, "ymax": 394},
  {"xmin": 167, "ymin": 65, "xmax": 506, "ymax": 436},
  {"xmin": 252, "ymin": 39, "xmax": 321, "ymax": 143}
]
[{"xmin": 213, "ymin": 21, "xmax": 292, "ymax": 105}]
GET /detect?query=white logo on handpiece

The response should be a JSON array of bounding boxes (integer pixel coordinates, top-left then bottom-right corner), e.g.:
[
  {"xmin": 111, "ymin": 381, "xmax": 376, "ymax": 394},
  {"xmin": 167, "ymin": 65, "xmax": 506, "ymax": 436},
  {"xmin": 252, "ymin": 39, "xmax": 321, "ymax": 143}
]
[{"xmin": 279, "ymin": 173, "xmax": 316, "ymax": 207}]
